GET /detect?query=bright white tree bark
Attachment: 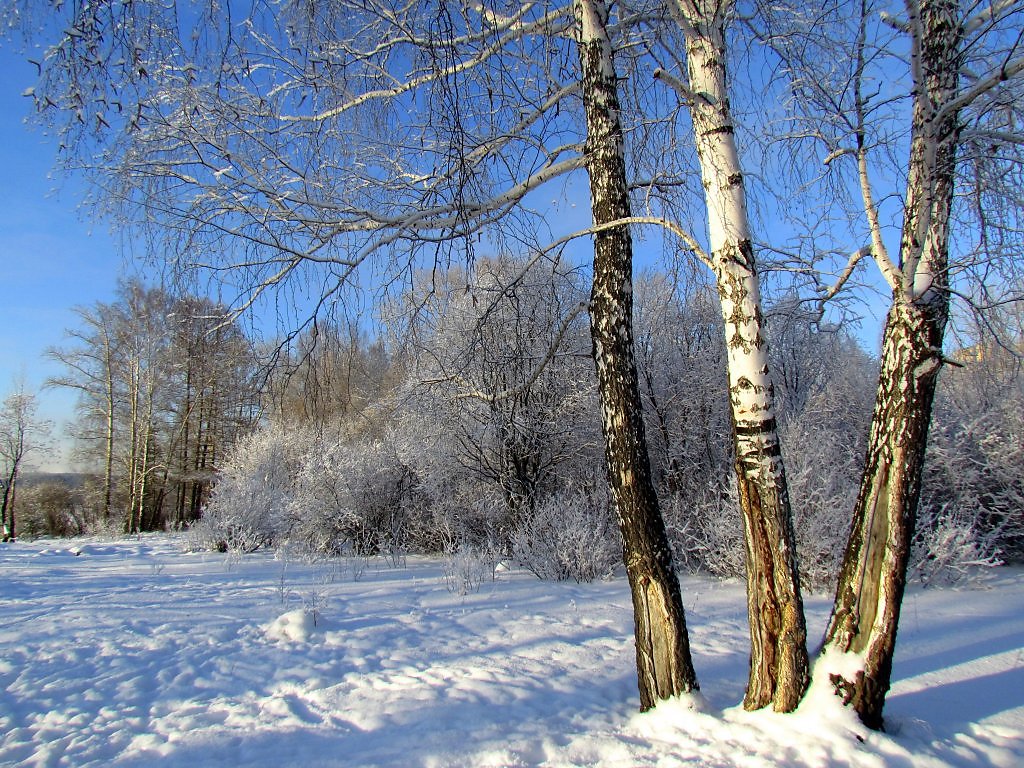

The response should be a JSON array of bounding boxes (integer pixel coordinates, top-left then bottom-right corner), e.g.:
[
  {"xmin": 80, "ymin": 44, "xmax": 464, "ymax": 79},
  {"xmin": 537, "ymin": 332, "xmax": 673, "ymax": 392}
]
[{"xmin": 661, "ymin": 0, "xmax": 809, "ymax": 712}]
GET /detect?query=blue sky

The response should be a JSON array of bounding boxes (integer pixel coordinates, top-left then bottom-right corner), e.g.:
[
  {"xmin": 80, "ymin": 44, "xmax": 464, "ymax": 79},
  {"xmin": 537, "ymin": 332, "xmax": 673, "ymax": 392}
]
[
  {"xmin": 0, "ymin": 33, "xmax": 892, "ymax": 474},
  {"xmin": 0, "ymin": 43, "xmax": 125, "ymax": 470}
]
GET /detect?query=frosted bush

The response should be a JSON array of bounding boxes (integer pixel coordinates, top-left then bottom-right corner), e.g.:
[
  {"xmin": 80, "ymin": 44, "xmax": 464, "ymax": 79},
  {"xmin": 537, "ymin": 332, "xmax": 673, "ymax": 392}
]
[
  {"xmin": 512, "ymin": 490, "xmax": 619, "ymax": 583},
  {"xmin": 441, "ymin": 543, "xmax": 497, "ymax": 595},
  {"xmin": 911, "ymin": 503, "xmax": 1003, "ymax": 587},
  {"xmin": 923, "ymin": 364, "xmax": 1024, "ymax": 565},
  {"xmin": 663, "ymin": 479, "xmax": 745, "ymax": 579},
  {"xmin": 190, "ymin": 424, "xmax": 304, "ymax": 553},
  {"xmin": 780, "ymin": 416, "xmax": 862, "ymax": 592},
  {"xmin": 289, "ymin": 430, "xmax": 415, "ymax": 561}
]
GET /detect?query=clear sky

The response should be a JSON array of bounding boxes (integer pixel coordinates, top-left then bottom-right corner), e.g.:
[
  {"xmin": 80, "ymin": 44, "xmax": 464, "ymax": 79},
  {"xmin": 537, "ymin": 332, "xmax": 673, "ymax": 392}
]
[{"xmin": 0, "ymin": 43, "xmax": 126, "ymax": 471}]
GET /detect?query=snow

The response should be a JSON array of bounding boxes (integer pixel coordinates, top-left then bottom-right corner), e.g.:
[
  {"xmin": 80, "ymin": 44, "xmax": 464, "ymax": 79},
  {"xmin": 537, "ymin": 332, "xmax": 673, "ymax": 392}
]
[{"xmin": 1, "ymin": 535, "xmax": 1022, "ymax": 767}]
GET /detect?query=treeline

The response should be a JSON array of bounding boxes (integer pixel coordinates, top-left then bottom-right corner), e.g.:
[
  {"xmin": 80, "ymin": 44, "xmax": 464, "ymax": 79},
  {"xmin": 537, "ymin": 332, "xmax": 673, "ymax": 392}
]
[
  {"xmin": 23, "ymin": 263, "xmax": 1023, "ymax": 584},
  {"xmin": 29, "ymin": 280, "xmax": 263, "ymax": 536},
  {"xmin": 178, "ymin": 257, "xmax": 1017, "ymax": 589}
]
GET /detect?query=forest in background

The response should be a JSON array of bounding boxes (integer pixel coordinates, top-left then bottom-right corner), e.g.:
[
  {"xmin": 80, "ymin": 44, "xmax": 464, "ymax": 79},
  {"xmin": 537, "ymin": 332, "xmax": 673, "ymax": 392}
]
[{"xmin": 7, "ymin": 256, "xmax": 1021, "ymax": 597}]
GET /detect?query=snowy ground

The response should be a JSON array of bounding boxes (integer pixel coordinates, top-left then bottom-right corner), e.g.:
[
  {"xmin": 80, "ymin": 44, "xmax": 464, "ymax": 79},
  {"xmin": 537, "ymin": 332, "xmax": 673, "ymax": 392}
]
[{"xmin": 1, "ymin": 536, "xmax": 1022, "ymax": 767}]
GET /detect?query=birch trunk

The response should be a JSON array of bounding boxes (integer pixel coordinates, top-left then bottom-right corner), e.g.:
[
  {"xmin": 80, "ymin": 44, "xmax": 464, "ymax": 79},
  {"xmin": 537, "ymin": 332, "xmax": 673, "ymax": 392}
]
[
  {"xmin": 823, "ymin": 0, "xmax": 961, "ymax": 729},
  {"xmin": 667, "ymin": 0, "xmax": 808, "ymax": 712},
  {"xmin": 126, "ymin": 356, "xmax": 141, "ymax": 534},
  {"xmin": 575, "ymin": 0, "xmax": 699, "ymax": 709},
  {"xmin": 1, "ymin": 457, "xmax": 19, "ymax": 541},
  {"xmin": 102, "ymin": 324, "xmax": 116, "ymax": 523}
]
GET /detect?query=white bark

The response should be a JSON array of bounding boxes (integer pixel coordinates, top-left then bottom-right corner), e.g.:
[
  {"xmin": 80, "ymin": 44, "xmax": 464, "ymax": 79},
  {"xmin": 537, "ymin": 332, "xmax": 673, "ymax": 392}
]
[{"xmin": 667, "ymin": 0, "xmax": 809, "ymax": 712}]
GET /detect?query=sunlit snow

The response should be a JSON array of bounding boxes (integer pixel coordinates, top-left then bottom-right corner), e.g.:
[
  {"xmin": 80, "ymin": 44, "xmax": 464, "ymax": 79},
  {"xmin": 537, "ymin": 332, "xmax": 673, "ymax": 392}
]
[{"xmin": 1, "ymin": 535, "xmax": 1021, "ymax": 767}]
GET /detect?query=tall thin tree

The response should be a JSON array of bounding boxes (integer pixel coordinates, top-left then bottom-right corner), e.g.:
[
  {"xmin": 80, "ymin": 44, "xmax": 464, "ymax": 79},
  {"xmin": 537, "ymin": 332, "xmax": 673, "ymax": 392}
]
[
  {"xmin": 575, "ymin": 0, "xmax": 700, "ymax": 708},
  {"xmin": 654, "ymin": 0, "xmax": 809, "ymax": 711}
]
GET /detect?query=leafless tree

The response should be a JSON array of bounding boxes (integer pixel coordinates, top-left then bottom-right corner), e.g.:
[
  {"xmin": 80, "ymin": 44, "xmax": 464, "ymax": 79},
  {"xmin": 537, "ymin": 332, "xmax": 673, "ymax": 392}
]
[
  {"xmin": 0, "ymin": 380, "xmax": 51, "ymax": 541},
  {"xmin": 10, "ymin": 0, "xmax": 705, "ymax": 706},
  {"xmin": 629, "ymin": 0, "xmax": 811, "ymax": 711},
  {"xmin": 759, "ymin": 0, "xmax": 1024, "ymax": 727}
]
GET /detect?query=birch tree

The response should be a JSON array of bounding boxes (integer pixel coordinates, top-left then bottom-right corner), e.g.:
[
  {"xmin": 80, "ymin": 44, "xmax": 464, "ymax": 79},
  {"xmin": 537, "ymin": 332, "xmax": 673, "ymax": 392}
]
[
  {"xmin": 574, "ymin": 0, "xmax": 699, "ymax": 706},
  {"xmin": 642, "ymin": 0, "xmax": 810, "ymax": 711},
  {"xmin": 47, "ymin": 302, "xmax": 120, "ymax": 522},
  {"xmin": 49, "ymin": 281, "xmax": 259, "ymax": 531},
  {"xmin": 761, "ymin": 0, "xmax": 1024, "ymax": 726},
  {"xmin": 0, "ymin": 382, "xmax": 51, "ymax": 541},
  {"xmin": 823, "ymin": 0, "xmax": 1023, "ymax": 728}
]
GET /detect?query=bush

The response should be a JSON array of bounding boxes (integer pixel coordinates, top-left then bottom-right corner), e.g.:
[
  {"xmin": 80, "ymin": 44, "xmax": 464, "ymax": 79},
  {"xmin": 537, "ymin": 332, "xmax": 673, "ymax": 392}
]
[
  {"xmin": 512, "ymin": 489, "xmax": 619, "ymax": 583},
  {"xmin": 189, "ymin": 424, "xmax": 304, "ymax": 552},
  {"xmin": 12, "ymin": 482, "xmax": 85, "ymax": 539},
  {"xmin": 289, "ymin": 430, "xmax": 417, "ymax": 561},
  {"xmin": 441, "ymin": 543, "xmax": 499, "ymax": 595},
  {"xmin": 664, "ymin": 478, "xmax": 746, "ymax": 579},
  {"xmin": 911, "ymin": 502, "xmax": 1003, "ymax": 586}
]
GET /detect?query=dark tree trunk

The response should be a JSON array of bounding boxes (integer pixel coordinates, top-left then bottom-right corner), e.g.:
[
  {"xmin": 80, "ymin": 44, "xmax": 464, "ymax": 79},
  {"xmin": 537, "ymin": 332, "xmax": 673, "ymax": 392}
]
[
  {"xmin": 824, "ymin": 303, "xmax": 945, "ymax": 728},
  {"xmin": 823, "ymin": 0, "xmax": 962, "ymax": 730},
  {"xmin": 2, "ymin": 463, "xmax": 17, "ymax": 541},
  {"xmin": 575, "ymin": 0, "xmax": 699, "ymax": 709}
]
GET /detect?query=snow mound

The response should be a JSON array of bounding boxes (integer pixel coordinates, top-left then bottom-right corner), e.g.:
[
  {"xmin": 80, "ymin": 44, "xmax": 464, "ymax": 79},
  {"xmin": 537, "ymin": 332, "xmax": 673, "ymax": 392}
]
[{"xmin": 264, "ymin": 609, "xmax": 318, "ymax": 644}]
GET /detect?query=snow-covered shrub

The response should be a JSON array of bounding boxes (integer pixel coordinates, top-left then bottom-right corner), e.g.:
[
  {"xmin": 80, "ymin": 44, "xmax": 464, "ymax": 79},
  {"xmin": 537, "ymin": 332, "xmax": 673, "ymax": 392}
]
[
  {"xmin": 664, "ymin": 477, "xmax": 746, "ymax": 579},
  {"xmin": 511, "ymin": 489, "xmax": 619, "ymax": 583},
  {"xmin": 922, "ymin": 354, "xmax": 1024, "ymax": 566},
  {"xmin": 391, "ymin": 256, "xmax": 602, "ymax": 556},
  {"xmin": 441, "ymin": 543, "xmax": 498, "ymax": 595},
  {"xmin": 910, "ymin": 503, "xmax": 1003, "ymax": 586},
  {"xmin": 289, "ymin": 428, "xmax": 418, "ymax": 561},
  {"xmin": 769, "ymin": 323, "xmax": 876, "ymax": 591},
  {"xmin": 13, "ymin": 482, "xmax": 85, "ymax": 539},
  {"xmin": 781, "ymin": 409, "xmax": 864, "ymax": 592},
  {"xmin": 188, "ymin": 423, "xmax": 305, "ymax": 553}
]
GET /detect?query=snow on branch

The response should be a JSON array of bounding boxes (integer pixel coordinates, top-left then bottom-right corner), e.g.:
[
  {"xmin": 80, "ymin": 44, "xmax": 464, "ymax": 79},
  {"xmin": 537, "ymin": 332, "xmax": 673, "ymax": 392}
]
[
  {"xmin": 816, "ymin": 246, "xmax": 873, "ymax": 304},
  {"xmin": 938, "ymin": 55, "xmax": 1024, "ymax": 123},
  {"xmin": 652, "ymin": 68, "xmax": 714, "ymax": 107},
  {"xmin": 964, "ymin": 0, "xmax": 1020, "ymax": 35},
  {"xmin": 278, "ymin": 5, "xmax": 573, "ymax": 124},
  {"xmin": 448, "ymin": 299, "xmax": 589, "ymax": 403}
]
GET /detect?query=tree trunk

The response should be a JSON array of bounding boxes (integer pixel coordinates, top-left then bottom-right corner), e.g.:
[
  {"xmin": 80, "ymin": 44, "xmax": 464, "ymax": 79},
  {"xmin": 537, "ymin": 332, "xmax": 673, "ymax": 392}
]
[
  {"xmin": 5, "ymin": 471, "xmax": 15, "ymax": 541},
  {"xmin": 671, "ymin": 0, "xmax": 808, "ymax": 711},
  {"xmin": 823, "ymin": 303, "xmax": 945, "ymax": 728},
  {"xmin": 2, "ymin": 461, "xmax": 18, "ymax": 541},
  {"xmin": 823, "ymin": 0, "xmax": 961, "ymax": 730},
  {"xmin": 126, "ymin": 355, "xmax": 141, "ymax": 534},
  {"xmin": 102, "ymin": 326, "xmax": 116, "ymax": 522},
  {"xmin": 575, "ymin": 0, "xmax": 699, "ymax": 710}
]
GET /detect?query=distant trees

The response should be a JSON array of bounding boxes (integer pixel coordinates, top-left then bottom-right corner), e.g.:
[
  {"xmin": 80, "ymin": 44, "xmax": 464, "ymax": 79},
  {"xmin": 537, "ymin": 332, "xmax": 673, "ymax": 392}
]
[
  {"xmin": 0, "ymin": 381, "xmax": 51, "ymax": 541},
  {"xmin": 48, "ymin": 280, "xmax": 260, "ymax": 532}
]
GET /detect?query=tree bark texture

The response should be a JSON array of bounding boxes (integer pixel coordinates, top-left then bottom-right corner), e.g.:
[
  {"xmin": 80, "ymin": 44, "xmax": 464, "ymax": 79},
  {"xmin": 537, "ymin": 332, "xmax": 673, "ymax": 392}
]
[
  {"xmin": 672, "ymin": 0, "xmax": 808, "ymax": 712},
  {"xmin": 824, "ymin": 0, "xmax": 961, "ymax": 730},
  {"xmin": 1, "ymin": 460, "xmax": 18, "ymax": 541},
  {"xmin": 575, "ymin": 0, "xmax": 699, "ymax": 710}
]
